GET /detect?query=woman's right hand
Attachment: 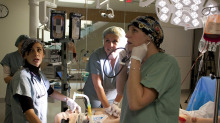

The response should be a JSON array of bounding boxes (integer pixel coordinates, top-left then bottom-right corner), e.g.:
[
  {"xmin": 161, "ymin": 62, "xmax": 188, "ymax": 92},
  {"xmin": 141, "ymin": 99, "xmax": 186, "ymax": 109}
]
[{"xmin": 131, "ymin": 43, "xmax": 148, "ymax": 63}]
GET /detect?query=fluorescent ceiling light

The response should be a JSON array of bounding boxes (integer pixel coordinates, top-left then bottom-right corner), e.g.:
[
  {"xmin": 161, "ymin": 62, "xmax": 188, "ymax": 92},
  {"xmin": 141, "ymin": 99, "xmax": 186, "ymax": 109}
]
[{"xmin": 58, "ymin": 0, "xmax": 95, "ymax": 4}]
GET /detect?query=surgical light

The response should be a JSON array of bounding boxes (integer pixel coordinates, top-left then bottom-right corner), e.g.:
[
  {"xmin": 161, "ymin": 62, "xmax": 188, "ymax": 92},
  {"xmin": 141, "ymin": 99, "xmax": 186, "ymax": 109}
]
[
  {"xmin": 191, "ymin": 4, "xmax": 199, "ymax": 11},
  {"xmin": 155, "ymin": 0, "xmax": 218, "ymax": 30},
  {"xmin": 173, "ymin": 17, "xmax": 181, "ymax": 24},
  {"xmin": 175, "ymin": 3, "xmax": 183, "ymax": 9},
  {"xmin": 175, "ymin": 10, "xmax": 182, "ymax": 17},
  {"xmin": 158, "ymin": 1, "xmax": 166, "ymax": 7},
  {"xmin": 171, "ymin": 0, "xmax": 180, "ymax": 4},
  {"xmin": 210, "ymin": 5, "xmax": 217, "ymax": 12},
  {"xmin": 160, "ymin": 14, "xmax": 168, "ymax": 21},
  {"xmin": 184, "ymin": 16, "xmax": 191, "ymax": 23},
  {"xmin": 191, "ymin": 12, "xmax": 198, "ymax": 19},
  {"xmin": 192, "ymin": 19, "xmax": 199, "ymax": 27},
  {"xmin": 192, "ymin": 0, "xmax": 201, "ymax": 5},
  {"xmin": 161, "ymin": 7, "xmax": 169, "ymax": 13},
  {"xmin": 202, "ymin": 0, "xmax": 219, "ymax": 16},
  {"xmin": 183, "ymin": 0, "xmax": 191, "ymax": 6}
]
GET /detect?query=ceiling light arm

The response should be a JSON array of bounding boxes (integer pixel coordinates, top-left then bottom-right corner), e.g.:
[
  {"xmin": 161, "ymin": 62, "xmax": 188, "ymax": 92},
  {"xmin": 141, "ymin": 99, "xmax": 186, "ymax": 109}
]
[
  {"xmin": 139, "ymin": 0, "xmax": 155, "ymax": 7},
  {"xmin": 107, "ymin": 4, "xmax": 114, "ymax": 17},
  {"xmin": 96, "ymin": 0, "xmax": 114, "ymax": 19},
  {"xmin": 96, "ymin": 0, "xmax": 109, "ymax": 9}
]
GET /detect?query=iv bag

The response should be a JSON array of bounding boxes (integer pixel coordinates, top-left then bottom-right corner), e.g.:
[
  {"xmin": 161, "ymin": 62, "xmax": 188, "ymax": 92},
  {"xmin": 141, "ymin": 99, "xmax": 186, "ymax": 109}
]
[
  {"xmin": 198, "ymin": 37, "xmax": 208, "ymax": 53},
  {"xmin": 203, "ymin": 13, "xmax": 220, "ymax": 52}
]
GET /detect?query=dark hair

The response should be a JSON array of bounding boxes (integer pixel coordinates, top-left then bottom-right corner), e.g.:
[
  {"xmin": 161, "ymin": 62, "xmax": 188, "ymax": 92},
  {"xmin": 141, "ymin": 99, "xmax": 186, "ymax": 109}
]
[{"xmin": 21, "ymin": 38, "xmax": 45, "ymax": 57}]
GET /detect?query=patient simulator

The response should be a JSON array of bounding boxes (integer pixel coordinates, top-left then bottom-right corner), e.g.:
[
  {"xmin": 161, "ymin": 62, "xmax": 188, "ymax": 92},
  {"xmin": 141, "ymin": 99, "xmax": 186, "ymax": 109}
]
[{"xmin": 54, "ymin": 92, "xmax": 120, "ymax": 123}]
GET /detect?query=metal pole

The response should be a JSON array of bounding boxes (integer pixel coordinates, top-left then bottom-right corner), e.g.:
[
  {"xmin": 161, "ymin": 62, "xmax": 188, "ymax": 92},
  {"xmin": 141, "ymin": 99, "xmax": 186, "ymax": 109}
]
[
  {"xmin": 213, "ymin": 46, "xmax": 220, "ymax": 123},
  {"xmin": 61, "ymin": 42, "xmax": 68, "ymax": 112}
]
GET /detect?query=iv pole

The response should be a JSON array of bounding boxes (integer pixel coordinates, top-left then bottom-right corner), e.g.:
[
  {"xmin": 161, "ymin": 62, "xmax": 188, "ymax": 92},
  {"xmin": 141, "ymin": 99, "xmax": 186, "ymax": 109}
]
[
  {"xmin": 201, "ymin": 5, "xmax": 220, "ymax": 123},
  {"xmin": 61, "ymin": 40, "xmax": 69, "ymax": 112},
  {"xmin": 213, "ymin": 46, "xmax": 220, "ymax": 123}
]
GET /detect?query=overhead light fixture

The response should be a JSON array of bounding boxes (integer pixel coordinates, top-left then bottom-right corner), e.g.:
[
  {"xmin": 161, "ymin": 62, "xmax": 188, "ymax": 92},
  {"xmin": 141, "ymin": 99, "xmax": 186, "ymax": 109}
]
[
  {"xmin": 155, "ymin": 0, "xmax": 218, "ymax": 30},
  {"xmin": 96, "ymin": 0, "xmax": 115, "ymax": 19},
  {"xmin": 58, "ymin": 0, "xmax": 95, "ymax": 4}
]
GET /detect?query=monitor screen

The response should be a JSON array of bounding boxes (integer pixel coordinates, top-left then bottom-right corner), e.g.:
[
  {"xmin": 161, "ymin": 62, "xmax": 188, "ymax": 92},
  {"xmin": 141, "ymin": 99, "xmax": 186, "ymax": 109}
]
[{"xmin": 57, "ymin": 71, "xmax": 69, "ymax": 80}]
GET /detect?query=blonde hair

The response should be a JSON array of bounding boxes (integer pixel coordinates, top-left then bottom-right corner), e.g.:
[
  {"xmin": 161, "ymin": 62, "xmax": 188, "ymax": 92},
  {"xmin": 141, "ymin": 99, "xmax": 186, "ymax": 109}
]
[{"xmin": 102, "ymin": 26, "xmax": 127, "ymax": 47}]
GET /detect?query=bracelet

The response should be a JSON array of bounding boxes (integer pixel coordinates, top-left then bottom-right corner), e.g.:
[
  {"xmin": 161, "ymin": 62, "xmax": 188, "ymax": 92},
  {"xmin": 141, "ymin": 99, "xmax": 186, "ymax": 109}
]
[
  {"xmin": 130, "ymin": 67, "xmax": 140, "ymax": 70},
  {"xmin": 113, "ymin": 101, "xmax": 119, "ymax": 105}
]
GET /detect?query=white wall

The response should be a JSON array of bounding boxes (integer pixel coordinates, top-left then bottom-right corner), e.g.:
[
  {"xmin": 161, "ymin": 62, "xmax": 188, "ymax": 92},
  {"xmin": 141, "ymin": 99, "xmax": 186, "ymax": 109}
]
[
  {"xmin": 160, "ymin": 22, "xmax": 194, "ymax": 90},
  {"xmin": 0, "ymin": 0, "xmax": 29, "ymax": 98},
  {"xmin": 0, "ymin": 0, "xmax": 195, "ymax": 98}
]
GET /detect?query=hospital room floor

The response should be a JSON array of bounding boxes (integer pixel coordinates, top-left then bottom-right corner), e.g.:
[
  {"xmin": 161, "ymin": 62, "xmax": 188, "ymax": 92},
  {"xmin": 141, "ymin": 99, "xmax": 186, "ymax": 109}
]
[{"xmin": 0, "ymin": 80, "xmax": 190, "ymax": 123}]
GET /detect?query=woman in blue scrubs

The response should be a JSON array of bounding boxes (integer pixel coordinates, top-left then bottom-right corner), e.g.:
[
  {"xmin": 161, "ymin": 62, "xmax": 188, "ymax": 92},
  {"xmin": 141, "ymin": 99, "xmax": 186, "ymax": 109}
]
[
  {"xmin": 8, "ymin": 38, "xmax": 81, "ymax": 123},
  {"xmin": 83, "ymin": 26, "xmax": 127, "ymax": 117}
]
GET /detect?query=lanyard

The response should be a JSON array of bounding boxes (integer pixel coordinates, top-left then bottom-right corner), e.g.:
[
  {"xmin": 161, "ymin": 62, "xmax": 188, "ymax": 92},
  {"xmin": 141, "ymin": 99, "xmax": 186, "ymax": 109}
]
[{"xmin": 30, "ymin": 72, "xmax": 47, "ymax": 98}]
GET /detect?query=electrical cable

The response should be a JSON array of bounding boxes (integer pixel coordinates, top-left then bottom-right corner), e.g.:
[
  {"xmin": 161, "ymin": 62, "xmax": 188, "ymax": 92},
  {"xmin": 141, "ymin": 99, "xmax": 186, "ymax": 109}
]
[{"xmin": 103, "ymin": 47, "xmax": 130, "ymax": 78}]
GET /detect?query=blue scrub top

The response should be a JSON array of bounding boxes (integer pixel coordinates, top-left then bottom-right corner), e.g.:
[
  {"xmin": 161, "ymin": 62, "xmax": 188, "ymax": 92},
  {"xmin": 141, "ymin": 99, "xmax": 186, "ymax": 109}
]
[
  {"xmin": 9, "ymin": 68, "xmax": 50, "ymax": 123},
  {"xmin": 1, "ymin": 50, "xmax": 23, "ymax": 76},
  {"xmin": 83, "ymin": 47, "xmax": 119, "ymax": 107}
]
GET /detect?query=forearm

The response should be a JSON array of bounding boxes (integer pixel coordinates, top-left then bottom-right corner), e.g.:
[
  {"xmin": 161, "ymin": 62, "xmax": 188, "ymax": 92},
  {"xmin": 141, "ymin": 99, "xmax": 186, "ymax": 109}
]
[
  {"xmin": 92, "ymin": 74, "xmax": 110, "ymax": 108},
  {"xmin": 49, "ymin": 90, "xmax": 69, "ymax": 102},
  {"xmin": 116, "ymin": 65, "xmax": 128, "ymax": 96},
  {"xmin": 95, "ymin": 85, "xmax": 109, "ymax": 108},
  {"xmin": 24, "ymin": 109, "xmax": 42, "ymax": 123},
  {"xmin": 191, "ymin": 117, "xmax": 215, "ymax": 123},
  {"xmin": 127, "ymin": 59, "xmax": 144, "ymax": 110},
  {"xmin": 114, "ymin": 94, "xmax": 123, "ymax": 103},
  {"xmin": 3, "ymin": 65, "xmax": 12, "ymax": 84}
]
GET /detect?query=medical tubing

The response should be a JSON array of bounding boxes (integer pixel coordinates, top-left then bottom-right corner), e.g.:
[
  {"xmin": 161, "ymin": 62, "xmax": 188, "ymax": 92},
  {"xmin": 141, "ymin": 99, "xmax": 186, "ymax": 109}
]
[
  {"xmin": 198, "ymin": 55, "xmax": 204, "ymax": 72},
  {"xmin": 181, "ymin": 36, "xmax": 208, "ymax": 85},
  {"xmin": 103, "ymin": 47, "xmax": 129, "ymax": 78},
  {"xmin": 73, "ymin": 92, "xmax": 91, "ymax": 116},
  {"xmin": 87, "ymin": 104, "xmax": 92, "ymax": 117},
  {"xmin": 181, "ymin": 53, "xmax": 203, "ymax": 85}
]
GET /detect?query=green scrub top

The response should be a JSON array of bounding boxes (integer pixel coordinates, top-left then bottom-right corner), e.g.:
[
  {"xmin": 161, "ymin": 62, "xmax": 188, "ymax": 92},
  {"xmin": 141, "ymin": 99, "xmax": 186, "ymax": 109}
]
[{"xmin": 120, "ymin": 53, "xmax": 181, "ymax": 123}]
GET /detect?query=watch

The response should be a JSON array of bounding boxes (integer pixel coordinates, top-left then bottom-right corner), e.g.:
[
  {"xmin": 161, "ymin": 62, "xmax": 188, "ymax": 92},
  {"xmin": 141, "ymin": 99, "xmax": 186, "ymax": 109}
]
[{"xmin": 0, "ymin": 4, "xmax": 9, "ymax": 18}]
